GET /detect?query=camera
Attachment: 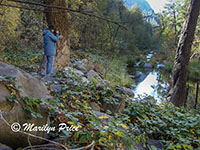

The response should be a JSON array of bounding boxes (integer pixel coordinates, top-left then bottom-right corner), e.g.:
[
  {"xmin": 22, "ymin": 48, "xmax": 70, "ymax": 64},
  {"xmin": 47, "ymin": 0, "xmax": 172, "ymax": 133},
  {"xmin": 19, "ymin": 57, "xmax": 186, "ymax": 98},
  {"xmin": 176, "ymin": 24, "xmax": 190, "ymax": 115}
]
[{"xmin": 53, "ymin": 29, "xmax": 58, "ymax": 35}]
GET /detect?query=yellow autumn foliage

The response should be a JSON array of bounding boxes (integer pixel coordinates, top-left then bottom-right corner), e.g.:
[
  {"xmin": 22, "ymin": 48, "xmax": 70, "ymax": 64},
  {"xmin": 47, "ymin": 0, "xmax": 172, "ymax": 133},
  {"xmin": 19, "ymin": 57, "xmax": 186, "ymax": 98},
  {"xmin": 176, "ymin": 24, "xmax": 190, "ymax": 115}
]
[{"xmin": 0, "ymin": 1, "xmax": 20, "ymax": 50}]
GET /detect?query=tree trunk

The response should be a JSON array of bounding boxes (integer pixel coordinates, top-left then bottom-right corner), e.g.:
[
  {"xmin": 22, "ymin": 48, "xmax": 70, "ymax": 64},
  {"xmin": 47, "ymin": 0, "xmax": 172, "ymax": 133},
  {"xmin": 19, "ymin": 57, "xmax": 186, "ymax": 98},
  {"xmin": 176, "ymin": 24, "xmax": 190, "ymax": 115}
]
[
  {"xmin": 168, "ymin": 0, "xmax": 200, "ymax": 107},
  {"xmin": 44, "ymin": 0, "xmax": 70, "ymax": 68},
  {"xmin": 184, "ymin": 84, "xmax": 190, "ymax": 108},
  {"xmin": 194, "ymin": 82, "xmax": 199, "ymax": 109},
  {"xmin": 173, "ymin": 9, "xmax": 178, "ymax": 46}
]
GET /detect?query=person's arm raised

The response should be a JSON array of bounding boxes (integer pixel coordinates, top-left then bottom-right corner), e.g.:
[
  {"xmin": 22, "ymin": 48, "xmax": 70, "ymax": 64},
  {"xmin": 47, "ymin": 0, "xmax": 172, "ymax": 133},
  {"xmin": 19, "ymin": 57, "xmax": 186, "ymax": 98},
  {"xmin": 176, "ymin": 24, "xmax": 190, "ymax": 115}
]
[{"xmin": 49, "ymin": 32, "xmax": 59, "ymax": 42}]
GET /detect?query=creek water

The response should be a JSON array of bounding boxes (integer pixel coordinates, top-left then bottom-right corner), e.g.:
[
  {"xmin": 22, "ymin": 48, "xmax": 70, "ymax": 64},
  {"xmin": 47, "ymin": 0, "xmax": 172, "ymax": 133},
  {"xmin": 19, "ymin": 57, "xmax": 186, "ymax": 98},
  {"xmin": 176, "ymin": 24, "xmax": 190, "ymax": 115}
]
[
  {"xmin": 131, "ymin": 52, "xmax": 169, "ymax": 102},
  {"xmin": 134, "ymin": 71, "xmax": 158, "ymax": 98},
  {"xmin": 132, "ymin": 69, "xmax": 169, "ymax": 103}
]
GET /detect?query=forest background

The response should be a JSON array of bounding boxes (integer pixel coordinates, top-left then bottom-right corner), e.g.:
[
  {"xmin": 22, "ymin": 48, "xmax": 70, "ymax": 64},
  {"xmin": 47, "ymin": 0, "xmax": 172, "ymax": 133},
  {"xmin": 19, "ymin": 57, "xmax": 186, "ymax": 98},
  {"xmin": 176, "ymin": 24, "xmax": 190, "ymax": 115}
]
[{"xmin": 0, "ymin": 0, "xmax": 200, "ymax": 149}]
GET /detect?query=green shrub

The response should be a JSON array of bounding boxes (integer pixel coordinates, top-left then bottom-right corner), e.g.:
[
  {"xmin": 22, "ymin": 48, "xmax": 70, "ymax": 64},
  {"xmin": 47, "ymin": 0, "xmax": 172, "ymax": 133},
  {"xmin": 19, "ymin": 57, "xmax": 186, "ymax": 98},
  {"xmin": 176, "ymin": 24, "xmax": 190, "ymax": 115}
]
[
  {"xmin": 45, "ymin": 69, "xmax": 134, "ymax": 149},
  {"xmin": 125, "ymin": 98, "xmax": 200, "ymax": 149},
  {"xmin": 0, "ymin": 49, "xmax": 42, "ymax": 72}
]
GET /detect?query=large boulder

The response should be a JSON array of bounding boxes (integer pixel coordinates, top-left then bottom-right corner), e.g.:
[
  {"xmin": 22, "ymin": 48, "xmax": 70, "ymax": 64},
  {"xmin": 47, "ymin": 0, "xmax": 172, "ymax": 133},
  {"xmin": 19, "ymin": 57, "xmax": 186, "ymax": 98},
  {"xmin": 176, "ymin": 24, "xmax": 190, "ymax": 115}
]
[
  {"xmin": 143, "ymin": 63, "xmax": 153, "ymax": 68},
  {"xmin": 122, "ymin": 87, "xmax": 134, "ymax": 97},
  {"xmin": 0, "ymin": 62, "xmax": 51, "ymax": 149},
  {"xmin": 156, "ymin": 64, "xmax": 165, "ymax": 69},
  {"xmin": 100, "ymin": 94, "xmax": 125, "ymax": 114},
  {"xmin": 115, "ymin": 86, "xmax": 134, "ymax": 97}
]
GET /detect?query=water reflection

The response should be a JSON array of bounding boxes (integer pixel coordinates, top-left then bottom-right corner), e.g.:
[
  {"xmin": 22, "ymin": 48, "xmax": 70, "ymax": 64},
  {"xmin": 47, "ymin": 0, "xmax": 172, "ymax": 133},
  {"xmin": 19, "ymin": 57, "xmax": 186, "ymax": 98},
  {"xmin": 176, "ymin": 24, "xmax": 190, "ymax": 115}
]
[
  {"xmin": 134, "ymin": 72, "xmax": 158, "ymax": 98},
  {"xmin": 133, "ymin": 71, "xmax": 169, "ymax": 103}
]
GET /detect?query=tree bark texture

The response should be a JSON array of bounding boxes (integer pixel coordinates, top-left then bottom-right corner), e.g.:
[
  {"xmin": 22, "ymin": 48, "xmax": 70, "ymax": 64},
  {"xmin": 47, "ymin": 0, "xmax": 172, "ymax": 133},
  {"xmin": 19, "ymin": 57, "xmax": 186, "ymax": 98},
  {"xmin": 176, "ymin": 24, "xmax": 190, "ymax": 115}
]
[
  {"xmin": 184, "ymin": 84, "xmax": 190, "ymax": 108},
  {"xmin": 194, "ymin": 82, "xmax": 199, "ymax": 109},
  {"xmin": 44, "ymin": 0, "xmax": 70, "ymax": 68},
  {"xmin": 168, "ymin": 0, "xmax": 200, "ymax": 107}
]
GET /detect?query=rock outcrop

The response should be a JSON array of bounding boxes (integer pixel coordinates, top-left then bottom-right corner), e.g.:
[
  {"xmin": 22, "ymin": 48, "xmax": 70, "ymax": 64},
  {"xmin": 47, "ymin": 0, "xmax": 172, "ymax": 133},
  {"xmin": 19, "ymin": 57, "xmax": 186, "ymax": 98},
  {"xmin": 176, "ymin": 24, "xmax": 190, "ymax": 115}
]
[
  {"xmin": 0, "ymin": 62, "xmax": 51, "ymax": 149},
  {"xmin": 87, "ymin": 70, "xmax": 102, "ymax": 83},
  {"xmin": 100, "ymin": 94, "xmax": 125, "ymax": 114}
]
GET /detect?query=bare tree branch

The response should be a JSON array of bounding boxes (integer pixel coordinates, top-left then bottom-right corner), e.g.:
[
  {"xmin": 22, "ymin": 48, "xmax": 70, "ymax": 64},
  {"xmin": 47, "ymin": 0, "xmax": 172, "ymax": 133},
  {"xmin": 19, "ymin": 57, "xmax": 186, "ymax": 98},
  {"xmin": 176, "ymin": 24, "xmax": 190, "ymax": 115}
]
[
  {"xmin": 0, "ymin": 110, "xmax": 96, "ymax": 150},
  {"xmin": 0, "ymin": 3, "xmax": 47, "ymax": 12},
  {"xmin": 6, "ymin": 0, "xmax": 127, "ymax": 30},
  {"xmin": 0, "ymin": 111, "xmax": 68, "ymax": 150}
]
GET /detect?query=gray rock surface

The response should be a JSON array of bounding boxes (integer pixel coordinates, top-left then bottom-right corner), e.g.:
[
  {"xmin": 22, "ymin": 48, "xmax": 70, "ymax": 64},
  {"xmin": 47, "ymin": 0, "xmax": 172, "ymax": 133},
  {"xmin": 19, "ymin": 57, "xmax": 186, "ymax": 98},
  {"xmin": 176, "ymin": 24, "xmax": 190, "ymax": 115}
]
[
  {"xmin": 122, "ymin": 87, "xmax": 134, "ymax": 97},
  {"xmin": 143, "ymin": 63, "xmax": 153, "ymax": 68},
  {"xmin": 157, "ymin": 64, "xmax": 165, "ymax": 69},
  {"xmin": 64, "ymin": 67, "xmax": 84, "ymax": 76},
  {"xmin": 135, "ymin": 72, "xmax": 143, "ymax": 78},
  {"xmin": 0, "ymin": 62, "xmax": 50, "ymax": 149},
  {"xmin": 103, "ymin": 80, "xmax": 111, "ymax": 86},
  {"xmin": 50, "ymin": 84, "xmax": 62, "ymax": 93},
  {"xmin": 100, "ymin": 94, "xmax": 125, "ymax": 114},
  {"xmin": 75, "ymin": 64, "xmax": 87, "ymax": 73},
  {"xmin": 0, "ymin": 143, "xmax": 13, "ymax": 150},
  {"xmin": 87, "ymin": 70, "xmax": 102, "ymax": 83}
]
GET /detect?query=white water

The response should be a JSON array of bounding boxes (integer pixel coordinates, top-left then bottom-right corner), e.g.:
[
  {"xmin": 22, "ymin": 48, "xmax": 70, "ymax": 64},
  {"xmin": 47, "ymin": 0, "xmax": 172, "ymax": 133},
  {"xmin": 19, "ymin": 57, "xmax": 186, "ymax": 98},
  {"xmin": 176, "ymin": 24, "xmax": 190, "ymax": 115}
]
[{"xmin": 134, "ymin": 71, "xmax": 159, "ymax": 99}]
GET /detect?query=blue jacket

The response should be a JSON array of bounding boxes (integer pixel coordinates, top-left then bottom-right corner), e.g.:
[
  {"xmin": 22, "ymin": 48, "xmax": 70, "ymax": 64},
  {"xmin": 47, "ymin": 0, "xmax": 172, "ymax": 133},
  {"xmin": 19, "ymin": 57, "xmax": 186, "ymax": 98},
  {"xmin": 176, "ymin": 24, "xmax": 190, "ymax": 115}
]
[{"xmin": 43, "ymin": 29, "xmax": 59, "ymax": 56}]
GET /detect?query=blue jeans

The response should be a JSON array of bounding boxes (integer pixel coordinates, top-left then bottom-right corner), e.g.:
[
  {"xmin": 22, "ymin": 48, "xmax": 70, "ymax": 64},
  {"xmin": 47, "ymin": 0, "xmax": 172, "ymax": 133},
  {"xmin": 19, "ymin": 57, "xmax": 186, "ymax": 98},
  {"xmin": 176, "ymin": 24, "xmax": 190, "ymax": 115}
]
[{"xmin": 46, "ymin": 55, "xmax": 54, "ymax": 75}]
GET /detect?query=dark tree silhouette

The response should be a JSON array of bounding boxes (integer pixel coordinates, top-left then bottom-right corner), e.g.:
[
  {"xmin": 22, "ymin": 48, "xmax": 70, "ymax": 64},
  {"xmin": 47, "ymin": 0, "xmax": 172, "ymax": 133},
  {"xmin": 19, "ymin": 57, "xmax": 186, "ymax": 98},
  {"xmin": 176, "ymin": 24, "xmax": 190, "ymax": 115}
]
[{"xmin": 168, "ymin": 0, "xmax": 200, "ymax": 107}]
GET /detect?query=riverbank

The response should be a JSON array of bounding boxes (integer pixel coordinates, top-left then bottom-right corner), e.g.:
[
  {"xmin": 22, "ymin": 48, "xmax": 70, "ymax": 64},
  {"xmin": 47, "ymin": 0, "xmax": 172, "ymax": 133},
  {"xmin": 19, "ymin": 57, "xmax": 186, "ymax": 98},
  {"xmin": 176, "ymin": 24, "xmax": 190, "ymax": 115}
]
[{"xmin": 0, "ymin": 49, "xmax": 199, "ymax": 150}]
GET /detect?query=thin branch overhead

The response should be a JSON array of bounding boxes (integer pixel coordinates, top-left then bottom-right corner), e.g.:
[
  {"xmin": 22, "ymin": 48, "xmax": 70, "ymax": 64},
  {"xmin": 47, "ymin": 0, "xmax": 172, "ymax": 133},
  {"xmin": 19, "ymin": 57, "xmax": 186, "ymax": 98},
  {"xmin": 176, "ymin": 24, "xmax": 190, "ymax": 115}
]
[
  {"xmin": 2, "ymin": 0, "xmax": 127, "ymax": 30},
  {"xmin": 0, "ymin": 3, "xmax": 47, "ymax": 12}
]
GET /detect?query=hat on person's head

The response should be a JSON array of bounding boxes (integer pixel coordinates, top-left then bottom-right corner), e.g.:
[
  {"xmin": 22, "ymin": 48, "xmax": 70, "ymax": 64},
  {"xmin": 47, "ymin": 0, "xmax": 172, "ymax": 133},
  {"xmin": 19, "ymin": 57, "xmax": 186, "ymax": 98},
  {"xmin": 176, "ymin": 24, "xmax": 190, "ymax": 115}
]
[{"xmin": 48, "ymin": 24, "xmax": 56, "ymax": 30}]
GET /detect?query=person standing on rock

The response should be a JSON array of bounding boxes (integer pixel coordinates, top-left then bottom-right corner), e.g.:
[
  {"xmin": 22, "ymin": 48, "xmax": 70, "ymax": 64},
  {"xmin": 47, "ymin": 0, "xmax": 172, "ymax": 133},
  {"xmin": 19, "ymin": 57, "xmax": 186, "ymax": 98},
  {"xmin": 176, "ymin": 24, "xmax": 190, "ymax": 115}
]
[{"xmin": 43, "ymin": 25, "xmax": 59, "ymax": 75}]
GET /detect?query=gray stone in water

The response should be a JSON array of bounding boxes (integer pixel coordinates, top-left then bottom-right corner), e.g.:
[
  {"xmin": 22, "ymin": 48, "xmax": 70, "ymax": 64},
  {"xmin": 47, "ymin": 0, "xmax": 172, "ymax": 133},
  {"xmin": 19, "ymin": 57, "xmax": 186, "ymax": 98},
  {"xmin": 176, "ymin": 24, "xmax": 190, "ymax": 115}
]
[
  {"xmin": 131, "ymin": 84, "xmax": 137, "ymax": 89},
  {"xmin": 129, "ymin": 75, "xmax": 135, "ymax": 79},
  {"xmin": 157, "ymin": 64, "xmax": 165, "ymax": 69},
  {"xmin": 143, "ymin": 63, "xmax": 153, "ymax": 68},
  {"xmin": 163, "ymin": 60, "xmax": 168, "ymax": 64},
  {"xmin": 134, "ymin": 72, "xmax": 142, "ymax": 78}
]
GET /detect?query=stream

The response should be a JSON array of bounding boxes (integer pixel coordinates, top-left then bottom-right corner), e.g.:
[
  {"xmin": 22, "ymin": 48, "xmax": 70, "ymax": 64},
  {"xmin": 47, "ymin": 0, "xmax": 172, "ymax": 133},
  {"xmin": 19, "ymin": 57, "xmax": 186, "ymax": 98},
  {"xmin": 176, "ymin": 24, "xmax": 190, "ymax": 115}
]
[
  {"xmin": 132, "ymin": 69, "xmax": 169, "ymax": 103},
  {"xmin": 131, "ymin": 54, "xmax": 169, "ymax": 103},
  {"xmin": 134, "ymin": 71, "xmax": 159, "ymax": 98}
]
